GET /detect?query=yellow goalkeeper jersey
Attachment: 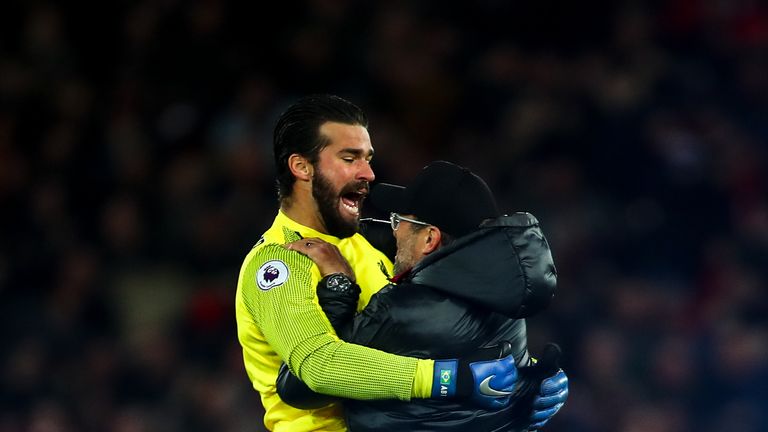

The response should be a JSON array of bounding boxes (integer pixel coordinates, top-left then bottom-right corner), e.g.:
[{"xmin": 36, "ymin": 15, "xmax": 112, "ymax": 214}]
[{"xmin": 235, "ymin": 211, "xmax": 433, "ymax": 431}]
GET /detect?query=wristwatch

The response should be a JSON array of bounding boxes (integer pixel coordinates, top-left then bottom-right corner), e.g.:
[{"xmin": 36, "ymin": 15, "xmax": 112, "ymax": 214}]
[{"xmin": 322, "ymin": 273, "xmax": 355, "ymax": 293}]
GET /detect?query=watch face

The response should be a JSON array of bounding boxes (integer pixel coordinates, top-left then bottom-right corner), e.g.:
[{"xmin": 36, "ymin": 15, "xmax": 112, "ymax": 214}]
[{"xmin": 327, "ymin": 274, "xmax": 352, "ymax": 292}]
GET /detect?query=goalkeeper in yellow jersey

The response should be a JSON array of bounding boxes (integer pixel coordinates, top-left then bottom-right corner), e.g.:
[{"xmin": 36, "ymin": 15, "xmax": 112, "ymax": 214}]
[{"xmin": 235, "ymin": 95, "xmax": 518, "ymax": 431}]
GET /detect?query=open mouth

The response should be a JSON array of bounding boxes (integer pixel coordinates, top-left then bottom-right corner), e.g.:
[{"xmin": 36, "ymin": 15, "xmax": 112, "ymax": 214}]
[{"xmin": 340, "ymin": 190, "xmax": 367, "ymax": 216}]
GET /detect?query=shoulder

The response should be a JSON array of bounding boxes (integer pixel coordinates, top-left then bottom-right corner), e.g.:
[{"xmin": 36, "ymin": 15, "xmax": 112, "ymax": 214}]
[
  {"xmin": 251, "ymin": 242, "xmax": 310, "ymax": 266},
  {"xmin": 344, "ymin": 233, "xmax": 394, "ymax": 272},
  {"xmin": 348, "ymin": 233, "xmax": 390, "ymax": 257},
  {"xmin": 241, "ymin": 243, "xmax": 315, "ymax": 291}
]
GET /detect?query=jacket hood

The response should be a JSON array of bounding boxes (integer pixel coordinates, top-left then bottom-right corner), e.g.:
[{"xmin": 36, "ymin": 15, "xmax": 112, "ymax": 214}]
[{"xmin": 409, "ymin": 212, "xmax": 557, "ymax": 318}]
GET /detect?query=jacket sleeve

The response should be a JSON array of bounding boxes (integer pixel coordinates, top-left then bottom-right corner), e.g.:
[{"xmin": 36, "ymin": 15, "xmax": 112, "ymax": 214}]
[
  {"xmin": 343, "ymin": 285, "xmax": 399, "ymax": 346},
  {"xmin": 316, "ymin": 275, "xmax": 361, "ymax": 331}
]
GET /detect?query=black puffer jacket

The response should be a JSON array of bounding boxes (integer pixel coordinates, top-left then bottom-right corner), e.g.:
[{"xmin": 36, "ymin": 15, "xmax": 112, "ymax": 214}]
[{"xmin": 280, "ymin": 213, "xmax": 557, "ymax": 431}]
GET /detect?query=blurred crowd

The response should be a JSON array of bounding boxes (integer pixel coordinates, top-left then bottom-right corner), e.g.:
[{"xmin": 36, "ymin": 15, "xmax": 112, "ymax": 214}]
[{"xmin": 1, "ymin": 1, "xmax": 767, "ymax": 431}]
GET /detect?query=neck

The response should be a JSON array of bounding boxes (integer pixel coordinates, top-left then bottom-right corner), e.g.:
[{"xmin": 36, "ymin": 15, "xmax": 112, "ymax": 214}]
[
  {"xmin": 280, "ymin": 190, "xmax": 329, "ymax": 234},
  {"xmin": 390, "ymin": 268, "xmax": 412, "ymax": 283}
]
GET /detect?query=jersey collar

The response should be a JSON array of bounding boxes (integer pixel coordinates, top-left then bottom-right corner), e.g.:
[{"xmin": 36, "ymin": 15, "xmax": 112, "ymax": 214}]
[{"xmin": 275, "ymin": 210, "xmax": 345, "ymax": 244}]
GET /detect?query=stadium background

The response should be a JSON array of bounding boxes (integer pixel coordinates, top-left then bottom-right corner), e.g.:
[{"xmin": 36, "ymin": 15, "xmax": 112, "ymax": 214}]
[{"xmin": 1, "ymin": 1, "xmax": 767, "ymax": 431}]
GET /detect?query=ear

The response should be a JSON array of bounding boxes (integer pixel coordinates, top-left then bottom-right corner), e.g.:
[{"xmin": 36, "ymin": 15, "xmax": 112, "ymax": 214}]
[
  {"xmin": 288, "ymin": 154, "xmax": 314, "ymax": 182},
  {"xmin": 421, "ymin": 226, "xmax": 442, "ymax": 255}
]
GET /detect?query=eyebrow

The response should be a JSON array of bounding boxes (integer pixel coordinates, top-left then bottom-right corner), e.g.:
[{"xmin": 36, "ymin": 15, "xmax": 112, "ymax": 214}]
[{"xmin": 339, "ymin": 148, "xmax": 375, "ymax": 158}]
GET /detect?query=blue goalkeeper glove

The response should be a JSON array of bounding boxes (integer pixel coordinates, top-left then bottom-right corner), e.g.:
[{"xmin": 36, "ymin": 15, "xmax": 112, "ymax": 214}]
[
  {"xmin": 526, "ymin": 343, "xmax": 569, "ymax": 430},
  {"xmin": 432, "ymin": 341, "xmax": 517, "ymax": 410}
]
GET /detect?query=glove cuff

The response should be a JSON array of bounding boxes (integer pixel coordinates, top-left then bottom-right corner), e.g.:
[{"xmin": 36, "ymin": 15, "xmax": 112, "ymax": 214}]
[{"xmin": 431, "ymin": 360, "xmax": 458, "ymax": 399}]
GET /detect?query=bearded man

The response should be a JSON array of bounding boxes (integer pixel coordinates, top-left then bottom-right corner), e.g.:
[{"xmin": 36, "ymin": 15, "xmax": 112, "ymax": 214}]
[{"xmin": 234, "ymin": 95, "xmax": 519, "ymax": 432}]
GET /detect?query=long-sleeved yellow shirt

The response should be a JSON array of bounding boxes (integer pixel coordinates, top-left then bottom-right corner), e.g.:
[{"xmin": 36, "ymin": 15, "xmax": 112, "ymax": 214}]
[{"xmin": 235, "ymin": 211, "xmax": 433, "ymax": 431}]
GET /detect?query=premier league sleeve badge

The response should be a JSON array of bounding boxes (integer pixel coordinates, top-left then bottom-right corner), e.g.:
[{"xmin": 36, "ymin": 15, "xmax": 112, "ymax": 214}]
[{"xmin": 257, "ymin": 260, "xmax": 290, "ymax": 290}]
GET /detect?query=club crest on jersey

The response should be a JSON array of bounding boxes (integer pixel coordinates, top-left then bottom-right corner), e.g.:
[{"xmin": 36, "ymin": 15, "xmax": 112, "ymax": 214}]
[
  {"xmin": 257, "ymin": 260, "xmax": 289, "ymax": 290},
  {"xmin": 378, "ymin": 260, "xmax": 391, "ymax": 278}
]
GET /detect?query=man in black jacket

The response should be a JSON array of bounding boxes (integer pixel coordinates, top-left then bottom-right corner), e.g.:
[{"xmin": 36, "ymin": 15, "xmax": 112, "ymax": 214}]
[{"xmin": 280, "ymin": 161, "xmax": 569, "ymax": 431}]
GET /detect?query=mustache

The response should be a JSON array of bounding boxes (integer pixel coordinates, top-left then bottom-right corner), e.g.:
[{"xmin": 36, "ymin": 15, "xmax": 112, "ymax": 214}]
[{"xmin": 340, "ymin": 181, "xmax": 370, "ymax": 196}]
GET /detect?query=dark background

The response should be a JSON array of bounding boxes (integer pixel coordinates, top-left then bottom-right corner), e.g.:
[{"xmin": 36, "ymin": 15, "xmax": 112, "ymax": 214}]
[{"xmin": 1, "ymin": 1, "xmax": 767, "ymax": 431}]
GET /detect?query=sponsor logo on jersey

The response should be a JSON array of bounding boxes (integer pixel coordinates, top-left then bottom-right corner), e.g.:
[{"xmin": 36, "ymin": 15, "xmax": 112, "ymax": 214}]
[{"xmin": 257, "ymin": 260, "xmax": 289, "ymax": 290}]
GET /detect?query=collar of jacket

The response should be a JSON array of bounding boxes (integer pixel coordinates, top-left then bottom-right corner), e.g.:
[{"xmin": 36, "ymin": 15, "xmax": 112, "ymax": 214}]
[{"xmin": 390, "ymin": 269, "xmax": 412, "ymax": 284}]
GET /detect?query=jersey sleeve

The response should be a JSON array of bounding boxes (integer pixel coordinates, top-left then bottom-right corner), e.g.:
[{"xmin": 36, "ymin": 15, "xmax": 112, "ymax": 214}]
[{"xmin": 241, "ymin": 244, "xmax": 420, "ymax": 400}]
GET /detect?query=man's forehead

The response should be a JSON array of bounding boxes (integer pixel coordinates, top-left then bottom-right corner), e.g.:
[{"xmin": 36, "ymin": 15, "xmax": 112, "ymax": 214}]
[{"xmin": 319, "ymin": 122, "xmax": 373, "ymax": 151}]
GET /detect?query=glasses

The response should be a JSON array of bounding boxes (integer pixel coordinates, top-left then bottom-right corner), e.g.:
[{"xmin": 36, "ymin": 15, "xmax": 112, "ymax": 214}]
[{"xmin": 390, "ymin": 213, "xmax": 431, "ymax": 231}]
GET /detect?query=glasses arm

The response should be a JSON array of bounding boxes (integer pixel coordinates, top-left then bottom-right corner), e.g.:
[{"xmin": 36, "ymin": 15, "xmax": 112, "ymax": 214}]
[{"xmin": 359, "ymin": 217, "xmax": 390, "ymax": 225}]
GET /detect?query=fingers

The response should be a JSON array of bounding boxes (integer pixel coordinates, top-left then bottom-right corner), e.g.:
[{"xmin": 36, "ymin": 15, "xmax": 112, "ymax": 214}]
[
  {"xmin": 285, "ymin": 237, "xmax": 326, "ymax": 254},
  {"xmin": 530, "ymin": 401, "xmax": 564, "ymax": 422},
  {"xmin": 532, "ymin": 388, "xmax": 568, "ymax": 408},
  {"xmin": 540, "ymin": 370, "xmax": 568, "ymax": 395},
  {"xmin": 529, "ymin": 418, "xmax": 550, "ymax": 430},
  {"xmin": 284, "ymin": 238, "xmax": 354, "ymax": 279},
  {"xmin": 491, "ymin": 354, "xmax": 519, "ymax": 393},
  {"xmin": 528, "ymin": 367, "xmax": 568, "ymax": 431}
]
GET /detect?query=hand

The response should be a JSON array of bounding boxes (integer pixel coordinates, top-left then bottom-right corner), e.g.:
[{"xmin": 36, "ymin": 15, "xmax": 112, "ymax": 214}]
[
  {"xmin": 432, "ymin": 341, "xmax": 518, "ymax": 410},
  {"xmin": 285, "ymin": 237, "xmax": 355, "ymax": 281},
  {"xmin": 276, "ymin": 362, "xmax": 336, "ymax": 409},
  {"xmin": 529, "ymin": 370, "xmax": 568, "ymax": 430},
  {"xmin": 524, "ymin": 344, "xmax": 569, "ymax": 430}
]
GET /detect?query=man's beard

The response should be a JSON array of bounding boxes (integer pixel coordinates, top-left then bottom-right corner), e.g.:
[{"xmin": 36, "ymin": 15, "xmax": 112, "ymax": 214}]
[
  {"xmin": 393, "ymin": 258, "xmax": 409, "ymax": 276},
  {"xmin": 392, "ymin": 234, "xmax": 417, "ymax": 276},
  {"xmin": 312, "ymin": 169, "xmax": 365, "ymax": 239}
]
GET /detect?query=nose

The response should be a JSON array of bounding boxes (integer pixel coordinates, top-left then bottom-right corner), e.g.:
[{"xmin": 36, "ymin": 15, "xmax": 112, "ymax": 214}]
[{"xmin": 357, "ymin": 160, "xmax": 375, "ymax": 182}]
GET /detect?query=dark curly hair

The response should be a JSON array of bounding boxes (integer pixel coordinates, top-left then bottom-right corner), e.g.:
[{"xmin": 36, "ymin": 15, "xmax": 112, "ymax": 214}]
[{"xmin": 273, "ymin": 94, "xmax": 368, "ymax": 203}]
